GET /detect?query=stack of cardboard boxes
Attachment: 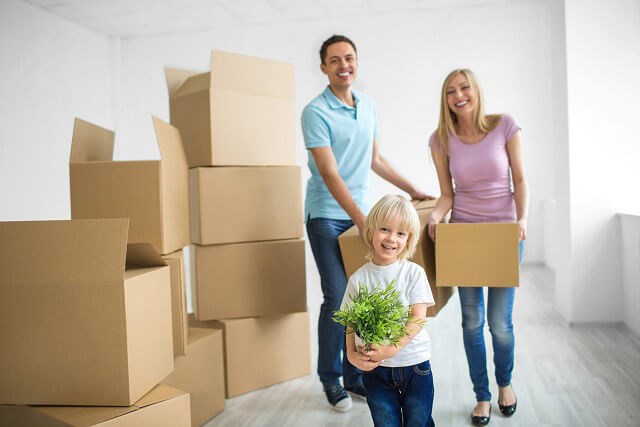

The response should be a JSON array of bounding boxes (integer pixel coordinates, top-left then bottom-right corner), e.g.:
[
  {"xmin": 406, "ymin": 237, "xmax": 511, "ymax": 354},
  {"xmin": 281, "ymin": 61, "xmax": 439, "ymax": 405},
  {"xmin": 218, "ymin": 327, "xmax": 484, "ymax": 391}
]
[
  {"xmin": 0, "ymin": 117, "xmax": 194, "ymax": 425},
  {"xmin": 0, "ymin": 50, "xmax": 310, "ymax": 427},
  {"xmin": 165, "ymin": 51, "xmax": 310, "ymax": 400},
  {"xmin": 68, "ymin": 115, "xmax": 226, "ymax": 427}
]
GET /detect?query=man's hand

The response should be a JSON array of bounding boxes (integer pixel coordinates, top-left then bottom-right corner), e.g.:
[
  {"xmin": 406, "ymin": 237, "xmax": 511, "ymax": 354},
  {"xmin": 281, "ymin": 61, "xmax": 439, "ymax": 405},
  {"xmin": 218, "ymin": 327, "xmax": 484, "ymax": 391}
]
[{"xmin": 410, "ymin": 190, "xmax": 435, "ymax": 201}]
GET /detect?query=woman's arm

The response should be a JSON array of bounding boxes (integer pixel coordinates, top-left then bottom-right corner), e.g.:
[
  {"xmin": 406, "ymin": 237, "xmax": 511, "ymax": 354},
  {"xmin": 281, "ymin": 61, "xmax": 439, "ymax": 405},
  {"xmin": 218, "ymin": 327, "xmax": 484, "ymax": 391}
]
[
  {"xmin": 427, "ymin": 147, "xmax": 454, "ymax": 241},
  {"xmin": 506, "ymin": 131, "xmax": 529, "ymax": 240}
]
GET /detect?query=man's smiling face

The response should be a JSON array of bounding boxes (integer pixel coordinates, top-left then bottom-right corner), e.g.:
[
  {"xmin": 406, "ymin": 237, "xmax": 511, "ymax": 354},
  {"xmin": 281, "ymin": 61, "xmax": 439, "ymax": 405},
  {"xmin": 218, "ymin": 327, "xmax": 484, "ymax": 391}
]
[{"xmin": 321, "ymin": 41, "xmax": 358, "ymax": 90}]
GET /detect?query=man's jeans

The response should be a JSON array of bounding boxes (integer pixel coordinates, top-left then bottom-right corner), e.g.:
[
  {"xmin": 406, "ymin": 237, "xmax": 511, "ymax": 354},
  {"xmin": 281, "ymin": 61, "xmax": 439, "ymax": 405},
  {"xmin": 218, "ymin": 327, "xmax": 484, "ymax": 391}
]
[
  {"xmin": 363, "ymin": 361, "xmax": 436, "ymax": 427},
  {"xmin": 306, "ymin": 217, "xmax": 361, "ymax": 388}
]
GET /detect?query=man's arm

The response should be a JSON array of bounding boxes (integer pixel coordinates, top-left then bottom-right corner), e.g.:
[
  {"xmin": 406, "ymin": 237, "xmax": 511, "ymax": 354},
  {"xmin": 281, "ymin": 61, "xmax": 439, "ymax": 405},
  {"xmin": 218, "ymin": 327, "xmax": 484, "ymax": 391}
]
[
  {"xmin": 371, "ymin": 139, "xmax": 434, "ymax": 200},
  {"xmin": 310, "ymin": 146, "xmax": 367, "ymax": 234}
]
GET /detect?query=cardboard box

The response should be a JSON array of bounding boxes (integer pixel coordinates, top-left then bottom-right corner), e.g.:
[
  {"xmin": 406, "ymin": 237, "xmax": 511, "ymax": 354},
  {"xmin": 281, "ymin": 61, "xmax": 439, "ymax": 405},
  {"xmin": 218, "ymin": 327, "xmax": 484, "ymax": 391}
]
[
  {"xmin": 190, "ymin": 166, "xmax": 303, "ymax": 245},
  {"xmin": 165, "ymin": 50, "xmax": 296, "ymax": 167},
  {"xmin": 69, "ymin": 116, "xmax": 190, "ymax": 255},
  {"xmin": 338, "ymin": 199, "xmax": 452, "ymax": 317},
  {"xmin": 162, "ymin": 249, "xmax": 188, "ymax": 357},
  {"xmin": 191, "ymin": 313, "xmax": 310, "ymax": 398},
  {"xmin": 435, "ymin": 223, "xmax": 519, "ymax": 287},
  {"xmin": 163, "ymin": 328, "xmax": 225, "ymax": 427},
  {"xmin": 0, "ymin": 219, "xmax": 174, "ymax": 405},
  {"xmin": 191, "ymin": 239, "xmax": 306, "ymax": 320},
  {"xmin": 0, "ymin": 385, "xmax": 191, "ymax": 427}
]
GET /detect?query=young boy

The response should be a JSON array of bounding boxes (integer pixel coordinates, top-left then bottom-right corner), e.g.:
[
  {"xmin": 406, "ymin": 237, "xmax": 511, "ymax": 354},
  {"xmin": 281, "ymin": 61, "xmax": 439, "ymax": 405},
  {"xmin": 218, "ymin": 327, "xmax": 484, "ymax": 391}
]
[{"xmin": 341, "ymin": 194, "xmax": 436, "ymax": 426}]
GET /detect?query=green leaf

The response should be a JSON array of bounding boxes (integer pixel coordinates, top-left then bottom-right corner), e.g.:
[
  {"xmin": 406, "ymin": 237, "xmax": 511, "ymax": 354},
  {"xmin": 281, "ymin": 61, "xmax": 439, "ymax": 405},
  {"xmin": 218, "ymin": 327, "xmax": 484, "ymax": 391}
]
[{"xmin": 333, "ymin": 281, "xmax": 410, "ymax": 348}]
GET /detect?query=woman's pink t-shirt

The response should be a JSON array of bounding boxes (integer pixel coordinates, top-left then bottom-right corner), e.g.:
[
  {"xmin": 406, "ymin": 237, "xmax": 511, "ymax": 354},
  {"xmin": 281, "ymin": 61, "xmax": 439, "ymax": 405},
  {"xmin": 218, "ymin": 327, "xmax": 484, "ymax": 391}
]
[{"xmin": 429, "ymin": 114, "xmax": 521, "ymax": 223}]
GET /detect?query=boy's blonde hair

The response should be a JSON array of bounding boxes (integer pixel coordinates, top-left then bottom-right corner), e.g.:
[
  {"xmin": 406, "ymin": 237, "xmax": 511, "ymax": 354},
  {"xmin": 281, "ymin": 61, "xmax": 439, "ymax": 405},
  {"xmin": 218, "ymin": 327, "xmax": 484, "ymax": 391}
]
[{"xmin": 364, "ymin": 194, "xmax": 421, "ymax": 261}]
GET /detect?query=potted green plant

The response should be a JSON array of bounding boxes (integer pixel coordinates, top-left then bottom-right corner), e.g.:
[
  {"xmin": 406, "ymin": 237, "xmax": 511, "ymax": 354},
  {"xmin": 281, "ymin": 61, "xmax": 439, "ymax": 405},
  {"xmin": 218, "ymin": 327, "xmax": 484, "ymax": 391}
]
[{"xmin": 333, "ymin": 281, "xmax": 418, "ymax": 352}]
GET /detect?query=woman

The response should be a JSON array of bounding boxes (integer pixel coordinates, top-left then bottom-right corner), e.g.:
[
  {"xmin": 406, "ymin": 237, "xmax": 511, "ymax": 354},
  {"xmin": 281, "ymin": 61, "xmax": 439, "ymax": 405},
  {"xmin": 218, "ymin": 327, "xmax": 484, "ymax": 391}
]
[{"xmin": 427, "ymin": 69, "xmax": 528, "ymax": 426}]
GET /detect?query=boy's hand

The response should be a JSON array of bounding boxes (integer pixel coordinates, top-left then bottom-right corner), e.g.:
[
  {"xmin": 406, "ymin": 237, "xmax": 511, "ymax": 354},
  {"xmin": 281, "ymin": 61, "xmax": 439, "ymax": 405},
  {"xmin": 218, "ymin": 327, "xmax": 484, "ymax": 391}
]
[
  {"xmin": 362, "ymin": 343, "xmax": 401, "ymax": 362},
  {"xmin": 348, "ymin": 347, "xmax": 380, "ymax": 371}
]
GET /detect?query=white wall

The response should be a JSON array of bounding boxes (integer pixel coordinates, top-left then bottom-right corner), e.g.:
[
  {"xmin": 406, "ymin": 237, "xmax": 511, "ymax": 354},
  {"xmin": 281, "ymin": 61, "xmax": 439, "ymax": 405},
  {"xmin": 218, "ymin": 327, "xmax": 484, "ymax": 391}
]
[
  {"xmin": 620, "ymin": 214, "xmax": 640, "ymax": 336},
  {"xmin": 0, "ymin": 0, "xmax": 114, "ymax": 221},
  {"xmin": 547, "ymin": 0, "xmax": 573, "ymax": 318},
  {"xmin": 118, "ymin": 0, "xmax": 557, "ymax": 265},
  {"xmin": 561, "ymin": 0, "xmax": 640, "ymax": 323}
]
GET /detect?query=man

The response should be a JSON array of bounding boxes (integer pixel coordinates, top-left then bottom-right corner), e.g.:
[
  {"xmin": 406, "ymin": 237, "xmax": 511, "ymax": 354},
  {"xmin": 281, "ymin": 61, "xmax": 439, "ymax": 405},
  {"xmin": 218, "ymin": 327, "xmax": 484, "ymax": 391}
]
[{"xmin": 302, "ymin": 34, "xmax": 432, "ymax": 412}]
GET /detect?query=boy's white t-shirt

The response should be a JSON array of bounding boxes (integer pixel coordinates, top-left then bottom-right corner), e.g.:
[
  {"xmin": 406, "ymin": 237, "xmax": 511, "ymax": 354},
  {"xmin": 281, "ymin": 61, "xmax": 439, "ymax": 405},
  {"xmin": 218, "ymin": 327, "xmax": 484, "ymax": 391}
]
[{"xmin": 341, "ymin": 259, "xmax": 435, "ymax": 368}]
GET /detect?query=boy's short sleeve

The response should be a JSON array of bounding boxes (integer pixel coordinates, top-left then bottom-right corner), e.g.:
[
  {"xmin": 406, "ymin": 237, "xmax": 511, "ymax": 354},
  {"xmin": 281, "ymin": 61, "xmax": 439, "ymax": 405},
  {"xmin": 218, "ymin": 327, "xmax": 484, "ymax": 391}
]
[
  {"xmin": 301, "ymin": 105, "xmax": 330, "ymax": 149},
  {"xmin": 408, "ymin": 265, "xmax": 435, "ymax": 307},
  {"xmin": 340, "ymin": 276, "xmax": 358, "ymax": 311}
]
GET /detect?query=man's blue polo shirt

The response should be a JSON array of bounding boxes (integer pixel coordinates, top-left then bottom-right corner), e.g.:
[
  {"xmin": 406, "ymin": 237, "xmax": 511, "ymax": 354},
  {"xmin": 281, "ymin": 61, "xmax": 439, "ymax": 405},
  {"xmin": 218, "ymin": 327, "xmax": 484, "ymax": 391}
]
[{"xmin": 301, "ymin": 86, "xmax": 380, "ymax": 221}]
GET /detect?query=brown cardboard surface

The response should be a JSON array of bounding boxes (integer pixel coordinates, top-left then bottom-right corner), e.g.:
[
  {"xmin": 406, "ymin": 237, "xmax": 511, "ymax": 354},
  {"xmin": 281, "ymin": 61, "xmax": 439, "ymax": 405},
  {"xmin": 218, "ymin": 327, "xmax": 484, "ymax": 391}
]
[
  {"xmin": 338, "ymin": 203, "xmax": 453, "ymax": 317},
  {"xmin": 211, "ymin": 312, "xmax": 310, "ymax": 398},
  {"xmin": 165, "ymin": 50, "xmax": 296, "ymax": 167},
  {"xmin": 0, "ymin": 385, "xmax": 191, "ymax": 427},
  {"xmin": 163, "ymin": 328, "xmax": 225, "ymax": 427},
  {"xmin": 435, "ymin": 223, "xmax": 520, "ymax": 287},
  {"xmin": 162, "ymin": 249, "xmax": 188, "ymax": 357},
  {"xmin": 0, "ymin": 219, "xmax": 174, "ymax": 406},
  {"xmin": 412, "ymin": 198, "xmax": 438, "ymax": 211},
  {"xmin": 69, "ymin": 116, "xmax": 189, "ymax": 255},
  {"xmin": 189, "ymin": 166, "xmax": 303, "ymax": 245},
  {"xmin": 191, "ymin": 239, "xmax": 306, "ymax": 320}
]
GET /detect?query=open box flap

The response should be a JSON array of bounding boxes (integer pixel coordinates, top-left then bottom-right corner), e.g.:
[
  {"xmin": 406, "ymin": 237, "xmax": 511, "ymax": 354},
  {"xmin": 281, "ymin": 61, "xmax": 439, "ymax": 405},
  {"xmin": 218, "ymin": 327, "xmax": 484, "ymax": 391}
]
[
  {"xmin": 152, "ymin": 115, "xmax": 188, "ymax": 169},
  {"xmin": 126, "ymin": 243, "xmax": 167, "ymax": 269},
  {"xmin": 165, "ymin": 67, "xmax": 206, "ymax": 98},
  {"xmin": 70, "ymin": 117, "xmax": 115, "ymax": 163}
]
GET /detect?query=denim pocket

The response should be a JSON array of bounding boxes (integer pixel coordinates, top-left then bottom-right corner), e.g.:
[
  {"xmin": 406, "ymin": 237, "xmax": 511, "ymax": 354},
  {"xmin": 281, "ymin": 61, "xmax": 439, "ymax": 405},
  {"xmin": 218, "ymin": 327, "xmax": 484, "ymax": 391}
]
[{"xmin": 413, "ymin": 361, "xmax": 432, "ymax": 376}]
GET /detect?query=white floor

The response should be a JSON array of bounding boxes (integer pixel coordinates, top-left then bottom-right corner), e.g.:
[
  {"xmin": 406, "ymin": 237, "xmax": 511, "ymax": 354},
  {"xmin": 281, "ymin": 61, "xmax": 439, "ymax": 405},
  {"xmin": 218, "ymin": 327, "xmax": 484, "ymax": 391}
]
[{"xmin": 205, "ymin": 264, "xmax": 640, "ymax": 426}]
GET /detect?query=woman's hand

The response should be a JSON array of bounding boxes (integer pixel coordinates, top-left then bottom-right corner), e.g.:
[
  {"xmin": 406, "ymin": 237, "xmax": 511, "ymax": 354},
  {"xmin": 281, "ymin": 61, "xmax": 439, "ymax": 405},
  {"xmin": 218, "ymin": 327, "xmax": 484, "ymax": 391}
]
[
  {"xmin": 427, "ymin": 214, "xmax": 441, "ymax": 241},
  {"xmin": 518, "ymin": 218, "xmax": 527, "ymax": 241}
]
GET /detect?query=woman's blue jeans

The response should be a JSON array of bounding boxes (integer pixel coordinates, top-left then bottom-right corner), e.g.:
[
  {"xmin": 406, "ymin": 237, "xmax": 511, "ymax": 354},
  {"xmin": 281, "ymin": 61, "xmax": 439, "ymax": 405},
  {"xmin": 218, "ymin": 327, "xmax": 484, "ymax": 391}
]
[
  {"xmin": 458, "ymin": 240, "xmax": 524, "ymax": 402},
  {"xmin": 363, "ymin": 361, "xmax": 435, "ymax": 427},
  {"xmin": 306, "ymin": 217, "xmax": 362, "ymax": 388}
]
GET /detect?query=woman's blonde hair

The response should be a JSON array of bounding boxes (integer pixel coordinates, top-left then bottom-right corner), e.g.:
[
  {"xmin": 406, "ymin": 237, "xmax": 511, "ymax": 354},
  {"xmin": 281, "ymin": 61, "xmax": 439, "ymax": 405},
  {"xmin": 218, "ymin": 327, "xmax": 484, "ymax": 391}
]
[
  {"xmin": 364, "ymin": 194, "xmax": 421, "ymax": 261},
  {"xmin": 432, "ymin": 68, "xmax": 501, "ymax": 160}
]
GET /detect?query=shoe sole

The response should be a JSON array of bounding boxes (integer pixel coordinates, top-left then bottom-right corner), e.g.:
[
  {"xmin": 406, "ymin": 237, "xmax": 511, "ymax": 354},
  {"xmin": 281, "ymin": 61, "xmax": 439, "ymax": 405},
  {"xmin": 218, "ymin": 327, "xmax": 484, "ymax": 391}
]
[{"xmin": 330, "ymin": 397, "xmax": 352, "ymax": 412}]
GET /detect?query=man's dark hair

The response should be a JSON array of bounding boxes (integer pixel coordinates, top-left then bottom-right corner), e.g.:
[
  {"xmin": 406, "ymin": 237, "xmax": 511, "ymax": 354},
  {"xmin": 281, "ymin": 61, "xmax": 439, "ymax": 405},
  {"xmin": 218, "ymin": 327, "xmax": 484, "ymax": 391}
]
[{"xmin": 319, "ymin": 35, "xmax": 357, "ymax": 65}]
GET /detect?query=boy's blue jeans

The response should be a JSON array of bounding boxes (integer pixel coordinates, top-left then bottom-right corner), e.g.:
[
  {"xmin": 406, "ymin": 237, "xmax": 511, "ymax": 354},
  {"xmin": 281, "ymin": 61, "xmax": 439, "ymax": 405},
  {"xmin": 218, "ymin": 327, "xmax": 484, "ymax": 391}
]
[
  {"xmin": 363, "ymin": 361, "xmax": 436, "ymax": 427},
  {"xmin": 458, "ymin": 240, "xmax": 524, "ymax": 402},
  {"xmin": 306, "ymin": 217, "xmax": 362, "ymax": 388}
]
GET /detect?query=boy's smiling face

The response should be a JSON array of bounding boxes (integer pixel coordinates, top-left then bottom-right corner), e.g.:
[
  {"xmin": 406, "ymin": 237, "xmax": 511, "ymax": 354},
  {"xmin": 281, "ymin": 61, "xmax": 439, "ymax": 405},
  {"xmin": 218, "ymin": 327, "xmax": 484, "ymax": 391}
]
[{"xmin": 371, "ymin": 216, "xmax": 409, "ymax": 266}]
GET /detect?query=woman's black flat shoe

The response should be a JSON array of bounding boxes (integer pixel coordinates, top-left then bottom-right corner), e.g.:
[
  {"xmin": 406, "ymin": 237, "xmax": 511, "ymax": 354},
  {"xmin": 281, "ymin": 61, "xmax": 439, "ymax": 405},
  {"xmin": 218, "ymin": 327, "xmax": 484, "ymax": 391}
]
[
  {"xmin": 471, "ymin": 405, "xmax": 491, "ymax": 426},
  {"xmin": 499, "ymin": 399, "xmax": 517, "ymax": 417}
]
